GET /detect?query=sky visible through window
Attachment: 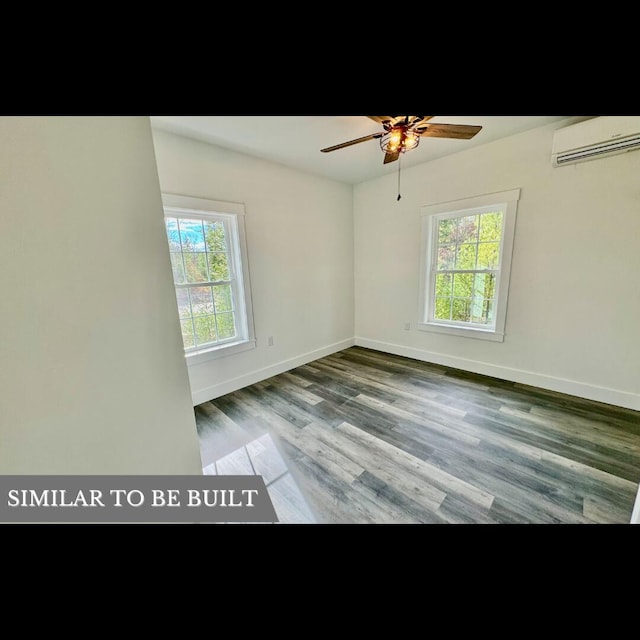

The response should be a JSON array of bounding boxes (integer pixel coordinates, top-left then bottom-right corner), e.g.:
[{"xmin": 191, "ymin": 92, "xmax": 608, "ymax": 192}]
[{"xmin": 166, "ymin": 219, "xmax": 205, "ymax": 249}]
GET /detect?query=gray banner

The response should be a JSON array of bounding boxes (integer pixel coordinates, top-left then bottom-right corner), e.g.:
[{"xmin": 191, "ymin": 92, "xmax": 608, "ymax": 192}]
[{"xmin": 0, "ymin": 475, "xmax": 278, "ymax": 523}]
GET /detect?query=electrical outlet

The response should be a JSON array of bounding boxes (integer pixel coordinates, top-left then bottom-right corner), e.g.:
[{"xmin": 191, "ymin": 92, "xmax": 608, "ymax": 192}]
[
  {"xmin": 404, "ymin": 322, "xmax": 411, "ymax": 331},
  {"xmin": 268, "ymin": 336, "xmax": 274, "ymax": 347}
]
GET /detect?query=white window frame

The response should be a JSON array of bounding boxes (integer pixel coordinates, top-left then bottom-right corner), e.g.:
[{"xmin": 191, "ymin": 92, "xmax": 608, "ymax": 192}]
[
  {"xmin": 162, "ymin": 193, "xmax": 256, "ymax": 365},
  {"xmin": 418, "ymin": 188, "xmax": 520, "ymax": 342}
]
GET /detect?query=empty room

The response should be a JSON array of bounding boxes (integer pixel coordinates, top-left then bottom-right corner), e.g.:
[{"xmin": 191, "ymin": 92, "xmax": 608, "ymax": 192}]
[{"xmin": 2, "ymin": 115, "xmax": 639, "ymax": 525}]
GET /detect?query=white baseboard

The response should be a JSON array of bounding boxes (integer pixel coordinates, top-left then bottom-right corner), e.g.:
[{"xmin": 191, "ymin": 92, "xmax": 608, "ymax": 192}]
[
  {"xmin": 631, "ymin": 486, "xmax": 640, "ymax": 524},
  {"xmin": 191, "ymin": 338, "xmax": 355, "ymax": 405},
  {"xmin": 191, "ymin": 333, "xmax": 640, "ymax": 411},
  {"xmin": 355, "ymin": 337, "xmax": 640, "ymax": 411}
]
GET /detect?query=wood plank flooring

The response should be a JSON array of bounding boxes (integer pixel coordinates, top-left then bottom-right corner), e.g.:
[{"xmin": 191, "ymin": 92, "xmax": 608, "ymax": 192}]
[{"xmin": 194, "ymin": 347, "xmax": 640, "ymax": 524}]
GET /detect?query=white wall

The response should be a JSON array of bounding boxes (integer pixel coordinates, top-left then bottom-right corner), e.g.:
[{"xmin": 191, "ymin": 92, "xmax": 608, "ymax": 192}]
[
  {"xmin": 0, "ymin": 116, "xmax": 203, "ymax": 474},
  {"xmin": 354, "ymin": 118, "xmax": 640, "ymax": 410},
  {"xmin": 151, "ymin": 129, "xmax": 354, "ymax": 404}
]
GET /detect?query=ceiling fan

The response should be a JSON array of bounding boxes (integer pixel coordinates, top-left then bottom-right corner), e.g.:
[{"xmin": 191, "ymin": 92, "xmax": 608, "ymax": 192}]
[{"xmin": 320, "ymin": 115, "xmax": 483, "ymax": 164}]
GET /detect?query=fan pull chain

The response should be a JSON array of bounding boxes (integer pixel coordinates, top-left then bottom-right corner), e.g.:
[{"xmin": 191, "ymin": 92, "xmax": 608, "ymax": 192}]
[{"xmin": 397, "ymin": 154, "xmax": 402, "ymax": 201}]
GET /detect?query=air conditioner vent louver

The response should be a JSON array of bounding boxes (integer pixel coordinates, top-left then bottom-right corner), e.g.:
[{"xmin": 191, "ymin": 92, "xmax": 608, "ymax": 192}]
[{"xmin": 551, "ymin": 116, "xmax": 640, "ymax": 167}]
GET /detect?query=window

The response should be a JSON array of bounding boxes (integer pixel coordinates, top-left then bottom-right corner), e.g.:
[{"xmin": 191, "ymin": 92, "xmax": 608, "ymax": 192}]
[
  {"xmin": 418, "ymin": 189, "xmax": 520, "ymax": 342},
  {"xmin": 162, "ymin": 194, "xmax": 255, "ymax": 363}
]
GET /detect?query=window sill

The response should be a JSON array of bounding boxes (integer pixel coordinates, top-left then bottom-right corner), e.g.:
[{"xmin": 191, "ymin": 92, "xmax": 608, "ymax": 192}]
[
  {"xmin": 416, "ymin": 322, "xmax": 505, "ymax": 342},
  {"xmin": 185, "ymin": 338, "xmax": 256, "ymax": 366}
]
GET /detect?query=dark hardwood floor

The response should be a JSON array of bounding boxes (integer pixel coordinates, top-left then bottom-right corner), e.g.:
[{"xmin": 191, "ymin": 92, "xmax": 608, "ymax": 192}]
[{"xmin": 194, "ymin": 347, "xmax": 640, "ymax": 524}]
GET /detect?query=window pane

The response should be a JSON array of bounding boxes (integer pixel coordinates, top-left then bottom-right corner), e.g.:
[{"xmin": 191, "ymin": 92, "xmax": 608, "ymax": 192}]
[
  {"xmin": 170, "ymin": 253, "xmax": 185, "ymax": 284},
  {"xmin": 189, "ymin": 286, "xmax": 214, "ymax": 316},
  {"xmin": 435, "ymin": 274, "xmax": 453, "ymax": 297},
  {"xmin": 453, "ymin": 273, "xmax": 473, "ymax": 298},
  {"xmin": 208, "ymin": 252, "xmax": 230, "ymax": 281},
  {"xmin": 205, "ymin": 221, "xmax": 227, "ymax": 252},
  {"xmin": 194, "ymin": 314, "xmax": 217, "ymax": 346},
  {"xmin": 473, "ymin": 273, "xmax": 496, "ymax": 300},
  {"xmin": 216, "ymin": 312, "xmax": 236, "ymax": 340},
  {"xmin": 179, "ymin": 218, "xmax": 205, "ymax": 251},
  {"xmin": 479, "ymin": 212, "xmax": 503, "ymax": 242},
  {"xmin": 452, "ymin": 298, "xmax": 471, "ymax": 322},
  {"xmin": 456, "ymin": 243, "xmax": 477, "ymax": 270},
  {"xmin": 176, "ymin": 288, "xmax": 191, "ymax": 318},
  {"xmin": 437, "ymin": 246, "xmax": 456, "ymax": 270},
  {"xmin": 485, "ymin": 299, "xmax": 495, "ymax": 322},
  {"xmin": 435, "ymin": 297, "xmax": 452, "ymax": 320},
  {"xmin": 457, "ymin": 215, "xmax": 478, "ymax": 244},
  {"xmin": 471, "ymin": 299, "xmax": 494, "ymax": 325},
  {"xmin": 184, "ymin": 253, "xmax": 208, "ymax": 283},
  {"xmin": 165, "ymin": 218, "xmax": 181, "ymax": 251},
  {"xmin": 438, "ymin": 219, "xmax": 456, "ymax": 245},
  {"xmin": 181, "ymin": 319, "xmax": 194, "ymax": 349},
  {"xmin": 213, "ymin": 284, "xmax": 233, "ymax": 312},
  {"xmin": 476, "ymin": 242, "xmax": 500, "ymax": 269}
]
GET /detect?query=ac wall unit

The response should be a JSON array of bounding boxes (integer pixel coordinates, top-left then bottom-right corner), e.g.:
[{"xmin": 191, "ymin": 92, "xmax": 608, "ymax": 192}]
[{"xmin": 551, "ymin": 115, "xmax": 640, "ymax": 167}]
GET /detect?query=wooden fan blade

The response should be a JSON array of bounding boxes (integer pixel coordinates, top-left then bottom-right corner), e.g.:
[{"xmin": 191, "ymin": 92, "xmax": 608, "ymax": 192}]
[
  {"xmin": 417, "ymin": 123, "xmax": 482, "ymax": 139},
  {"xmin": 321, "ymin": 133, "xmax": 383, "ymax": 153},
  {"xmin": 383, "ymin": 150, "xmax": 400, "ymax": 164}
]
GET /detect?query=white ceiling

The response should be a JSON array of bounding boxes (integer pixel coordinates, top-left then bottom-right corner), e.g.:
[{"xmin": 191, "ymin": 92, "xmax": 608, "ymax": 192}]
[{"xmin": 150, "ymin": 115, "xmax": 574, "ymax": 185}]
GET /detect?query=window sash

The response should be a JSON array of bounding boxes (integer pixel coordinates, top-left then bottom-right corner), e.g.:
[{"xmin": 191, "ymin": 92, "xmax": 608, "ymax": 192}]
[
  {"xmin": 429, "ymin": 267, "xmax": 500, "ymax": 329},
  {"xmin": 178, "ymin": 283, "xmax": 240, "ymax": 353},
  {"xmin": 164, "ymin": 210, "xmax": 246, "ymax": 353},
  {"xmin": 428, "ymin": 209, "xmax": 506, "ymax": 329},
  {"xmin": 175, "ymin": 280, "xmax": 232, "ymax": 288}
]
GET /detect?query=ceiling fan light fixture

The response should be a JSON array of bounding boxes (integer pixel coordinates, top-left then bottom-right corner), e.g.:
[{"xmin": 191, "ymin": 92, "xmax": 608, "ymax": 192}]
[
  {"xmin": 380, "ymin": 127, "xmax": 420, "ymax": 154},
  {"xmin": 404, "ymin": 130, "xmax": 420, "ymax": 149}
]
